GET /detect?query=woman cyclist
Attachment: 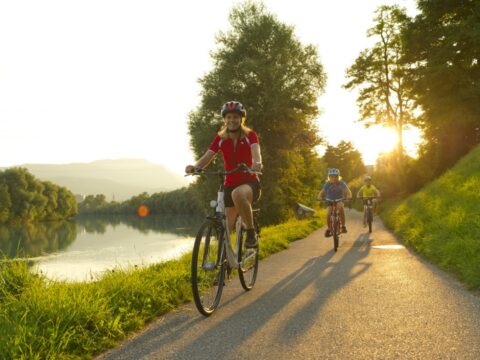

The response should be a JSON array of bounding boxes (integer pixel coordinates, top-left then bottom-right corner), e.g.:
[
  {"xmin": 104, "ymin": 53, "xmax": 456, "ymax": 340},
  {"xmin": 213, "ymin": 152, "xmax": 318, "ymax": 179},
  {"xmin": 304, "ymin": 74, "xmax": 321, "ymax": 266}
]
[
  {"xmin": 317, "ymin": 168, "xmax": 352, "ymax": 237},
  {"xmin": 185, "ymin": 101, "xmax": 262, "ymax": 248}
]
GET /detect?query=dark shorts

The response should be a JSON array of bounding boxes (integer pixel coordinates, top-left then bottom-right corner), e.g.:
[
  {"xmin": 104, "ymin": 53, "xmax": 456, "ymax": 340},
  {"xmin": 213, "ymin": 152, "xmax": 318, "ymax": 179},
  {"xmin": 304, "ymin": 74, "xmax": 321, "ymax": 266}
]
[{"xmin": 224, "ymin": 181, "xmax": 261, "ymax": 208}]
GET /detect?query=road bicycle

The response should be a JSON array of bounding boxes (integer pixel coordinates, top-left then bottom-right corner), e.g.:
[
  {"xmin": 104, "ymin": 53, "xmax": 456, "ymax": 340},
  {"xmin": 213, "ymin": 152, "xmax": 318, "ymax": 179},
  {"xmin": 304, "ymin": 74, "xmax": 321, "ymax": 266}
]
[
  {"xmin": 187, "ymin": 165, "xmax": 261, "ymax": 316},
  {"xmin": 358, "ymin": 197, "xmax": 380, "ymax": 233},
  {"xmin": 321, "ymin": 198, "xmax": 349, "ymax": 252}
]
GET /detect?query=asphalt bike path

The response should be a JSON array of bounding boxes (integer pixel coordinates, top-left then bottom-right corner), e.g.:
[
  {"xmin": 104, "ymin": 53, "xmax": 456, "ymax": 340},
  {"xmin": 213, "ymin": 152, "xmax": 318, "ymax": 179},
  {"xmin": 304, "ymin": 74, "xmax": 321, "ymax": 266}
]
[{"xmin": 97, "ymin": 211, "xmax": 480, "ymax": 359}]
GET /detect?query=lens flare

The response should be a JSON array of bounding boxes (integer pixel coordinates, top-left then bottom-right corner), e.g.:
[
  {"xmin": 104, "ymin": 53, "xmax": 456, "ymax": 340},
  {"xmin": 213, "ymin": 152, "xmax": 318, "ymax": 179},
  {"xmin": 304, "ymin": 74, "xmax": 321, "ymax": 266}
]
[{"xmin": 137, "ymin": 205, "xmax": 149, "ymax": 217}]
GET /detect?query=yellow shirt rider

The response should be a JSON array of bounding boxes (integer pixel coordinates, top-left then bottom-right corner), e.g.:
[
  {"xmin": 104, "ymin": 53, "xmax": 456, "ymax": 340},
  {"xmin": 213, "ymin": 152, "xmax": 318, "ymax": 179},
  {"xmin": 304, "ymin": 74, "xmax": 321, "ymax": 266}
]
[{"xmin": 356, "ymin": 175, "xmax": 381, "ymax": 227}]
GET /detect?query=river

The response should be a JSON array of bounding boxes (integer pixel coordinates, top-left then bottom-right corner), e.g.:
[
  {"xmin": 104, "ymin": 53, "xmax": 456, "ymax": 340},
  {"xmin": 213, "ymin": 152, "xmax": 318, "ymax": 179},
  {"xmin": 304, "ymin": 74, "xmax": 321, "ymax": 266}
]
[{"xmin": 0, "ymin": 214, "xmax": 204, "ymax": 282}]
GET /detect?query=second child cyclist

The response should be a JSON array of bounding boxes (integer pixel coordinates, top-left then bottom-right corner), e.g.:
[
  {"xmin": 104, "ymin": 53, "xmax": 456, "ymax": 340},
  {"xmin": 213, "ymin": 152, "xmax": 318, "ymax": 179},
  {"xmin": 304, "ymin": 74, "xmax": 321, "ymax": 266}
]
[
  {"xmin": 317, "ymin": 168, "xmax": 352, "ymax": 237},
  {"xmin": 185, "ymin": 101, "xmax": 263, "ymax": 248},
  {"xmin": 356, "ymin": 175, "xmax": 381, "ymax": 227}
]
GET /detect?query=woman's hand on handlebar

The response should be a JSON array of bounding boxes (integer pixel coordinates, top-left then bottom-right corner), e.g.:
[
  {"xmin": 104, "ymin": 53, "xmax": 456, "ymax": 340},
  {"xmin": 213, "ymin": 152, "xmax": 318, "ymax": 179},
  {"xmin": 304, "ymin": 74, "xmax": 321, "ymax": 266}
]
[
  {"xmin": 235, "ymin": 163, "xmax": 262, "ymax": 175},
  {"xmin": 185, "ymin": 165, "xmax": 204, "ymax": 175},
  {"xmin": 185, "ymin": 165, "xmax": 195, "ymax": 174}
]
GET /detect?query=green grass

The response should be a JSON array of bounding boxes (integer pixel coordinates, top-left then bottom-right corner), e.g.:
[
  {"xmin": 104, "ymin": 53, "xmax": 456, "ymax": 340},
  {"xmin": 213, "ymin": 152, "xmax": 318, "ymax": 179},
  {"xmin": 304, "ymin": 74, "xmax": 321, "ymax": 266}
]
[
  {"xmin": 0, "ymin": 213, "xmax": 324, "ymax": 359},
  {"xmin": 380, "ymin": 145, "xmax": 480, "ymax": 290}
]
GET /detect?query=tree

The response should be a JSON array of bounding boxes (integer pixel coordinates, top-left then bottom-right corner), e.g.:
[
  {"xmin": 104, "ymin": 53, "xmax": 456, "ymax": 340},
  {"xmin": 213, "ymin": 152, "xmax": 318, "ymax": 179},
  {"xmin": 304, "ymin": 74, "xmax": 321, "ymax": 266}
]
[
  {"xmin": 0, "ymin": 182, "xmax": 11, "ymax": 222},
  {"xmin": 42, "ymin": 181, "xmax": 59, "ymax": 220},
  {"xmin": 56, "ymin": 187, "xmax": 77, "ymax": 219},
  {"xmin": 0, "ymin": 168, "xmax": 76, "ymax": 223},
  {"xmin": 78, "ymin": 194, "xmax": 109, "ymax": 214},
  {"xmin": 403, "ymin": 0, "xmax": 480, "ymax": 177},
  {"xmin": 322, "ymin": 141, "xmax": 366, "ymax": 182},
  {"xmin": 344, "ymin": 5, "xmax": 416, "ymax": 165},
  {"xmin": 188, "ymin": 2, "xmax": 326, "ymax": 224},
  {"xmin": 2, "ymin": 168, "xmax": 43, "ymax": 222}
]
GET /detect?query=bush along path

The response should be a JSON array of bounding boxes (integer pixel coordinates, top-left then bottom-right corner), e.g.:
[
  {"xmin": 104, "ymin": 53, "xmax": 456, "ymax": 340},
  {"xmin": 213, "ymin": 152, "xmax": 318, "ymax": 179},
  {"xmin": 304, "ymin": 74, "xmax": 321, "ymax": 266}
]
[{"xmin": 380, "ymin": 145, "xmax": 480, "ymax": 290}]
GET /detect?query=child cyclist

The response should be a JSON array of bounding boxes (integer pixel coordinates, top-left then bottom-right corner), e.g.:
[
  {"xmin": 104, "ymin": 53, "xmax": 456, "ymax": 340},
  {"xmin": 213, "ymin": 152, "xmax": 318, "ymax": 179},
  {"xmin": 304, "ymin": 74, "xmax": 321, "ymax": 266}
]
[
  {"xmin": 317, "ymin": 168, "xmax": 352, "ymax": 237},
  {"xmin": 356, "ymin": 175, "xmax": 381, "ymax": 227}
]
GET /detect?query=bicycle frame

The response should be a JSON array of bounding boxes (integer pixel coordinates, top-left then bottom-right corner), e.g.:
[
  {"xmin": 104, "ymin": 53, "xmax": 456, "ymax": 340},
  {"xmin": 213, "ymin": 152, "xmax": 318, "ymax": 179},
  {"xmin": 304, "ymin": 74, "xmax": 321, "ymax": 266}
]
[
  {"xmin": 358, "ymin": 197, "xmax": 379, "ymax": 217},
  {"xmin": 191, "ymin": 166, "xmax": 260, "ymax": 270},
  {"xmin": 326, "ymin": 199, "xmax": 343, "ymax": 235},
  {"xmin": 358, "ymin": 196, "xmax": 379, "ymax": 233},
  {"xmin": 190, "ymin": 165, "xmax": 261, "ymax": 316},
  {"xmin": 321, "ymin": 198, "xmax": 346, "ymax": 252},
  {"xmin": 213, "ymin": 184, "xmax": 257, "ymax": 269},
  {"xmin": 363, "ymin": 198, "xmax": 374, "ymax": 213}
]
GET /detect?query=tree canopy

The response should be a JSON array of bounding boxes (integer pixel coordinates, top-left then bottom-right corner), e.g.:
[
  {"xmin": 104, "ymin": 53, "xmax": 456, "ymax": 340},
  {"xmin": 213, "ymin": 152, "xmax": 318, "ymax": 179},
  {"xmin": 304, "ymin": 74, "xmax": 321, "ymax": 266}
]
[
  {"xmin": 344, "ymin": 5, "xmax": 416, "ymax": 162},
  {"xmin": 346, "ymin": 1, "xmax": 479, "ymax": 195},
  {"xmin": 322, "ymin": 141, "xmax": 366, "ymax": 182},
  {"xmin": 188, "ymin": 2, "xmax": 327, "ymax": 224},
  {"xmin": 403, "ymin": 0, "xmax": 480, "ymax": 176},
  {"xmin": 0, "ymin": 168, "xmax": 77, "ymax": 223}
]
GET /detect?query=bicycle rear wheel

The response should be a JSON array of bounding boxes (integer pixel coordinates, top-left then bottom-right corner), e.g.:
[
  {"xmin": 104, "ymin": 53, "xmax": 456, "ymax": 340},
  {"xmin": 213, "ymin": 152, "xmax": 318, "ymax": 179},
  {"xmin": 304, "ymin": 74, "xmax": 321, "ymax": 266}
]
[
  {"xmin": 238, "ymin": 223, "xmax": 259, "ymax": 291},
  {"xmin": 191, "ymin": 220, "xmax": 225, "ymax": 316}
]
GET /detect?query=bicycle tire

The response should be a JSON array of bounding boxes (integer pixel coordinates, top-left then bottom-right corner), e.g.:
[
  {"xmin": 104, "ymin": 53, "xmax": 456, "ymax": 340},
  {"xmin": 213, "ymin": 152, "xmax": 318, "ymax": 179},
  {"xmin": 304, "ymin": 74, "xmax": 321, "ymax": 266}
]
[
  {"xmin": 238, "ymin": 220, "xmax": 259, "ymax": 291},
  {"xmin": 191, "ymin": 220, "xmax": 226, "ymax": 316},
  {"xmin": 333, "ymin": 215, "xmax": 339, "ymax": 252},
  {"xmin": 367, "ymin": 209, "xmax": 373, "ymax": 233}
]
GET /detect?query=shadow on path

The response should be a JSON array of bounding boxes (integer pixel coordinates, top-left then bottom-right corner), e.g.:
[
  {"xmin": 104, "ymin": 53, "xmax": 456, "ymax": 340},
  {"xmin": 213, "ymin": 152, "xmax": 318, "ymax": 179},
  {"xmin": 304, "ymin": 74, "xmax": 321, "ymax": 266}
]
[
  {"xmin": 167, "ymin": 234, "xmax": 371, "ymax": 359},
  {"xmin": 278, "ymin": 234, "xmax": 371, "ymax": 343},
  {"xmin": 100, "ymin": 233, "xmax": 372, "ymax": 360}
]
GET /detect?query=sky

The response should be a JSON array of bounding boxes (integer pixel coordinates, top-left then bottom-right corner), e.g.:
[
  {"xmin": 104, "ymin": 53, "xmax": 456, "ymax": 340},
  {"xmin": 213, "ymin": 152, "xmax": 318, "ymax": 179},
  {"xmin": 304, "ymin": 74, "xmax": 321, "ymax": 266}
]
[{"xmin": 0, "ymin": 0, "xmax": 421, "ymax": 175}]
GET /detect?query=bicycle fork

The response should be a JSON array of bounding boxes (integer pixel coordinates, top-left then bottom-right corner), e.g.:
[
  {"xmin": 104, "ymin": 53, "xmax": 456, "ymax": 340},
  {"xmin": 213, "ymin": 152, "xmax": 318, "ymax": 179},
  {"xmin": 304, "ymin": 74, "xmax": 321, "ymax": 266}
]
[{"xmin": 328, "ymin": 211, "xmax": 341, "ymax": 234}]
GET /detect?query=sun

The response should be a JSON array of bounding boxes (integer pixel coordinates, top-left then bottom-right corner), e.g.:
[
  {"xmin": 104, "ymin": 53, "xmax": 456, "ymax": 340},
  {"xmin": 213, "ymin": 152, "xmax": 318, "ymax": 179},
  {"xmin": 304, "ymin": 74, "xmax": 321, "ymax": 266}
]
[{"xmin": 353, "ymin": 126, "xmax": 423, "ymax": 165}]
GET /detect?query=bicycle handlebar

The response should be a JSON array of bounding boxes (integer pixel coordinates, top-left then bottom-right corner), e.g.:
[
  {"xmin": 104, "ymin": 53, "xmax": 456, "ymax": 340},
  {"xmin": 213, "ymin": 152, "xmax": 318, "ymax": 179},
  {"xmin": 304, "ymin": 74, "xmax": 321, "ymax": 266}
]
[
  {"xmin": 319, "ymin": 198, "xmax": 352, "ymax": 210},
  {"xmin": 185, "ymin": 164, "xmax": 262, "ymax": 177},
  {"xmin": 319, "ymin": 198, "xmax": 351, "ymax": 203},
  {"xmin": 356, "ymin": 196, "xmax": 381, "ymax": 202}
]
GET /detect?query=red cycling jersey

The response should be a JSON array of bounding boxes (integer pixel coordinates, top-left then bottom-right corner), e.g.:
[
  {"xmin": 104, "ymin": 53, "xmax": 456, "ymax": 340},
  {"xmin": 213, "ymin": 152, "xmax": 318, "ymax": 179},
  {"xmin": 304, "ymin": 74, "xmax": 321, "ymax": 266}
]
[{"xmin": 209, "ymin": 131, "xmax": 260, "ymax": 186}]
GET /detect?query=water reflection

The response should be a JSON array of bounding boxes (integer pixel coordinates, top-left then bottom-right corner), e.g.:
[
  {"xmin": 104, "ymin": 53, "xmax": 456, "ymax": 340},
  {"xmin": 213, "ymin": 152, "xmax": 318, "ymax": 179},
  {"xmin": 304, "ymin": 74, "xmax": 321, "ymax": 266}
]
[
  {"xmin": 76, "ymin": 214, "xmax": 201, "ymax": 237},
  {"xmin": 0, "ymin": 221, "xmax": 77, "ymax": 258},
  {"xmin": 0, "ymin": 214, "xmax": 204, "ymax": 281}
]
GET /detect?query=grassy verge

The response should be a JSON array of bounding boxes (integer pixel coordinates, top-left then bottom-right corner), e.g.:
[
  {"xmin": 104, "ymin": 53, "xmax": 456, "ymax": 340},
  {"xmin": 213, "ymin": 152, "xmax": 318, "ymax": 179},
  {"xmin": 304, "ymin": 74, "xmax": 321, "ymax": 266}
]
[
  {"xmin": 0, "ymin": 213, "xmax": 324, "ymax": 359},
  {"xmin": 379, "ymin": 145, "xmax": 480, "ymax": 290}
]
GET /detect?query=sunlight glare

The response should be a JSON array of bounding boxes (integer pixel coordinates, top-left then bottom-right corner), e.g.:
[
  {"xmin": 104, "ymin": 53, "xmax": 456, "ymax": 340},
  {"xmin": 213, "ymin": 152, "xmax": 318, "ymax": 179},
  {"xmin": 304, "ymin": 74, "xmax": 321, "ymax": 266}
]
[{"xmin": 352, "ymin": 126, "xmax": 423, "ymax": 165}]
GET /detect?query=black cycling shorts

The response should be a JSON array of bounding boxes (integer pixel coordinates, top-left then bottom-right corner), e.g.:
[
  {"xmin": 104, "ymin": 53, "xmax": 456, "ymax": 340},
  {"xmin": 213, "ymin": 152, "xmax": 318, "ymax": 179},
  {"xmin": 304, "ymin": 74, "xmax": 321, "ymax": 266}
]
[{"xmin": 224, "ymin": 181, "xmax": 261, "ymax": 208}]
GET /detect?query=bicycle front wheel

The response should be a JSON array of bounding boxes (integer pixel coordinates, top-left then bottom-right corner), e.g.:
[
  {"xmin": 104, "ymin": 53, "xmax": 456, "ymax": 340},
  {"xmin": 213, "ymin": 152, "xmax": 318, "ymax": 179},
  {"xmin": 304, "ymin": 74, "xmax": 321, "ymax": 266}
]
[
  {"xmin": 238, "ymin": 226, "xmax": 259, "ymax": 291},
  {"xmin": 333, "ymin": 216, "xmax": 339, "ymax": 252},
  {"xmin": 191, "ymin": 220, "xmax": 225, "ymax": 316},
  {"xmin": 367, "ymin": 209, "xmax": 373, "ymax": 233}
]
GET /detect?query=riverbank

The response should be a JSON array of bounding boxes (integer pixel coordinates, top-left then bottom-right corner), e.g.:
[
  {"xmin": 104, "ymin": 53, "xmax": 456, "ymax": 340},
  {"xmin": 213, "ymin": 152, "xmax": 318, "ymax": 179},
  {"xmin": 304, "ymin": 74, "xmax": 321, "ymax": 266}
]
[{"xmin": 0, "ymin": 213, "xmax": 324, "ymax": 359}]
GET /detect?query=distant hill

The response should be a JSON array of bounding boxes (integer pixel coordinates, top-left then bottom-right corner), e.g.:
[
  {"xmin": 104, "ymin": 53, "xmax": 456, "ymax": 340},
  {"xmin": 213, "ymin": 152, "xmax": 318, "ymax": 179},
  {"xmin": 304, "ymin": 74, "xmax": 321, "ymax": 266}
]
[{"xmin": 2, "ymin": 159, "xmax": 188, "ymax": 201}]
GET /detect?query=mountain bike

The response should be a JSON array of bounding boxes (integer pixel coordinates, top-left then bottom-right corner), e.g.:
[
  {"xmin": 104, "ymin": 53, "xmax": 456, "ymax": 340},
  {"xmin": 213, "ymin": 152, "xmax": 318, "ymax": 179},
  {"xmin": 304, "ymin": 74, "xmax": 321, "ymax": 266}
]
[
  {"xmin": 358, "ymin": 197, "xmax": 380, "ymax": 233},
  {"xmin": 321, "ymin": 198, "xmax": 349, "ymax": 252},
  {"xmin": 187, "ymin": 165, "xmax": 261, "ymax": 316}
]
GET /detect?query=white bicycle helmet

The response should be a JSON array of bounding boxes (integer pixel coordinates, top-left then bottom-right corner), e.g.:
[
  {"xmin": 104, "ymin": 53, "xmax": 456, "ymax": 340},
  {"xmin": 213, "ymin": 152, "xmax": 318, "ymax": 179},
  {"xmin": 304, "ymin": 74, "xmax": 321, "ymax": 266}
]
[{"xmin": 328, "ymin": 168, "xmax": 340, "ymax": 176}]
